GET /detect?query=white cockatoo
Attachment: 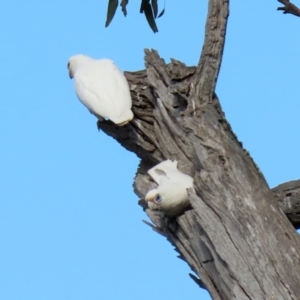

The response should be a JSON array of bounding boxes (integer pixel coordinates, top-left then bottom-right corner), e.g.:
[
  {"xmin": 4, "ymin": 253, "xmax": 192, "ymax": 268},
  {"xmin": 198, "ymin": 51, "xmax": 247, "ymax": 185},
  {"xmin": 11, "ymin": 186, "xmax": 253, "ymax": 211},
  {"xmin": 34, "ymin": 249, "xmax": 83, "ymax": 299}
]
[
  {"xmin": 67, "ymin": 54, "xmax": 134, "ymax": 126},
  {"xmin": 145, "ymin": 160, "xmax": 194, "ymax": 217}
]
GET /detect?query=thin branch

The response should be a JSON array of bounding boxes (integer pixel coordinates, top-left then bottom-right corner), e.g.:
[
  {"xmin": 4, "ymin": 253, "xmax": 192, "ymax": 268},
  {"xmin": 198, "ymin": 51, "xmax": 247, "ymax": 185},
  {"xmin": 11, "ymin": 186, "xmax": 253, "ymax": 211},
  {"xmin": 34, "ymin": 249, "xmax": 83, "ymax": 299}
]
[
  {"xmin": 194, "ymin": 0, "xmax": 229, "ymax": 102},
  {"xmin": 277, "ymin": 0, "xmax": 300, "ymax": 17}
]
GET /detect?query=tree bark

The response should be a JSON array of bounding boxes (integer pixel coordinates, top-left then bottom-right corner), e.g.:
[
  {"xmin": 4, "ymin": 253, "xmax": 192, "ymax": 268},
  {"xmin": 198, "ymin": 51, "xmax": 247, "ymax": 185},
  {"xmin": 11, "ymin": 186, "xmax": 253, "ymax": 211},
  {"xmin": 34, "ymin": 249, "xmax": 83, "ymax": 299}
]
[
  {"xmin": 272, "ymin": 180, "xmax": 300, "ymax": 230},
  {"xmin": 98, "ymin": 0, "xmax": 300, "ymax": 299},
  {"xmin": 277, "ymin": 0, "xmax": 300, "ymax": 17}
]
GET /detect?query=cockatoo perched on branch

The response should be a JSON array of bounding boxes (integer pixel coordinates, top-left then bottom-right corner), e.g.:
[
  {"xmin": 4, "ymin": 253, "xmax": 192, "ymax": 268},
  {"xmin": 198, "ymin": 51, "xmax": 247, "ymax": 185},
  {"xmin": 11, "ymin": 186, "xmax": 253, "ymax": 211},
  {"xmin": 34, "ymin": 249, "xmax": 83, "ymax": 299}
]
[
  {"xmin": 67, "ymin": 54, "xmax": 134, "ymax": 126},
  {"xmin": 145, "ymin": 160, "xmax": 194, "ymax": 217}
]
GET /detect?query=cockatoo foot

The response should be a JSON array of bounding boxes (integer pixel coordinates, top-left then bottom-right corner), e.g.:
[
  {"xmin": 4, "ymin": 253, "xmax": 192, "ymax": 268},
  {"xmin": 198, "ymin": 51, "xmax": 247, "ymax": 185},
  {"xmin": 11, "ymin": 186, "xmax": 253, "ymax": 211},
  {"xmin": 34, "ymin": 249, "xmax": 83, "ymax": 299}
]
[{"xmin": 96, "ymin": 117, "xmax": 105, "ymax": 131}]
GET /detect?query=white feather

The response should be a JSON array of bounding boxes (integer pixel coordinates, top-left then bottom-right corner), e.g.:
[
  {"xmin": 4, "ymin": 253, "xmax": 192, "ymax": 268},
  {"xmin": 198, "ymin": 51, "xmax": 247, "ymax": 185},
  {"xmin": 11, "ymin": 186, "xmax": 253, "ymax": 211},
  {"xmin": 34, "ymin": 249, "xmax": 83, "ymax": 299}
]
[
  {"xmin": 145, "ymin": 160, "xmax": 194, "ymax": 216},
  {"xmin": 68, "ymin": 55, "xmax": 134, "ymax": 126},
  {"xmin": 147, "ymin": 159, "xmax": 178, "ymax": 184}
]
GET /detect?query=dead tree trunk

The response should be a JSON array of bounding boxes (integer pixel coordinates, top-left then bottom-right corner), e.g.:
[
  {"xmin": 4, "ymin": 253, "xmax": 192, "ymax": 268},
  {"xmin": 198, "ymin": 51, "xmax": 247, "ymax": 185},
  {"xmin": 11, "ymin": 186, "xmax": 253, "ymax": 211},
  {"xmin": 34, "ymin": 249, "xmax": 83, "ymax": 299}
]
[{"xmin": 98, "ymin": 0, "xmax": 300, "ymax": 299}]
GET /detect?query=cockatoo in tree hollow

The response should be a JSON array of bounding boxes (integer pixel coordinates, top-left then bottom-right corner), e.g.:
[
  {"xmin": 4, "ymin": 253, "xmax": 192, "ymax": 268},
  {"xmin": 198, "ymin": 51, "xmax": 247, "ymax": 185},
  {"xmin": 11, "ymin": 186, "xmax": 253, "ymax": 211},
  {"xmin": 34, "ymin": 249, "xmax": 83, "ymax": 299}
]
[
  {"xmin": 67, "ymin": 54, "xmax": 134, "ymax": 126},
  {"xmin": 145, "ymin": 160, "xmax": 194, "ymax": 217}
]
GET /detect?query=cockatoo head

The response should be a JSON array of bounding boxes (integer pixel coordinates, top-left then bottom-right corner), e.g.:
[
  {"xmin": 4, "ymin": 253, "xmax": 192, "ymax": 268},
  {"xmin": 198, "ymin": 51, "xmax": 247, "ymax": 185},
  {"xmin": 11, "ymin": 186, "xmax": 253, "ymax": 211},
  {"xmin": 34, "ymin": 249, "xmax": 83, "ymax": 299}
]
[
  {"xmin": 145, "ymin": 182, "xmax": 190, "ymax": 217},
  {"xmin": 145, "ymin": 189, "xmax": 164, "ymax": 207},
  {"xmin": 67, "ymin": 54, "xmax": 95, "ymax": 78},
  {"xmin": 145, "ymin": 160, "xmax": 194, "ymax": 217}
]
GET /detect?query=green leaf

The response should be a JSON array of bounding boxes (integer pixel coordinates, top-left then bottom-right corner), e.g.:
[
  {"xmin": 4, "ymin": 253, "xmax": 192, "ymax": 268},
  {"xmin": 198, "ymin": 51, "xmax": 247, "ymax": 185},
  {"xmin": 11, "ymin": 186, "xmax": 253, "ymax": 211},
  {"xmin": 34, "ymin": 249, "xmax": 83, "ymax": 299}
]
[
  {"xmin": 120, "ymin": 0, "xmax": 129, "ymax": 17},
  {"xmin": 140, "ymin": 0, "xmax": 145, "ymax": 13},
  {"xmin": 158, "ymin": 0, "xmax": 165, "ymax": 18},
  {"xmin": 140, "ymin": 0, "xmax": 158, "ymax": 33},
  {"xmin": 157, "ymin": 8, "xmax": 165, "ymax": 18},
  {"xmin": 105, "ymin": 0, "xmax": 119, "ymax": 27},
  {"xmin": 151, "ymin": 0, "xmax": 158, "ymax": 18}
]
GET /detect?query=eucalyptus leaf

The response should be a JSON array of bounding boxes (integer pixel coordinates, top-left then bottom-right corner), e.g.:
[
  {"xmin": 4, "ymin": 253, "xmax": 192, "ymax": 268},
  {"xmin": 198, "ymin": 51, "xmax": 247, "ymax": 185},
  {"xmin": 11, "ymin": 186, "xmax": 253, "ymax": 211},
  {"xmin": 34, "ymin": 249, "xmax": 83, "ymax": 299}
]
[
  {"xmin": 140, "ymin": 0, "xmax": 158, "ymax": 33},
  {"xmin": 151, "ymin": 0, "xmax": 158, "ymax": 18},
  {"xmin": 158, "ymin": 0, "xmax": 165, "ymax": 18},
  {"xmin": 105, "ymin": 0, "xmax": 119, "ymax": 27},
  {"xmin": 120, "ymin": 0, "xmax": 129, "ymax": 16}
]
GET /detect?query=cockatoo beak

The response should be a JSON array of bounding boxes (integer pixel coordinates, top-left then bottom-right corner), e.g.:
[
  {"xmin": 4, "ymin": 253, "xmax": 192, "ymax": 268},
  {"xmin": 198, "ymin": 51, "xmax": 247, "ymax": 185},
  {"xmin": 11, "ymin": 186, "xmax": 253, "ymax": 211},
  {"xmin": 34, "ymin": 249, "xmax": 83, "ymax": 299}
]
[
  {"xmin": 145, "ymin": 191, "xmax": 155, "ymax": 204},
  {"xmin": 147, "ymin": 201, "xmax": 155, "ymax": 210},
  {"xmin": 145, "ymin": 190, "xmax": 162, "ymax": 206},
  {"xmin": 145, "ymin": 196, "xmax": 154, "ymax": 203},
  {"xmin": 145, "ymin": 195, "xmax": 156, "ymax": 210},
  {"xmin": 68, "ymin": 69, "xmax": 73, "ymax": 79}
]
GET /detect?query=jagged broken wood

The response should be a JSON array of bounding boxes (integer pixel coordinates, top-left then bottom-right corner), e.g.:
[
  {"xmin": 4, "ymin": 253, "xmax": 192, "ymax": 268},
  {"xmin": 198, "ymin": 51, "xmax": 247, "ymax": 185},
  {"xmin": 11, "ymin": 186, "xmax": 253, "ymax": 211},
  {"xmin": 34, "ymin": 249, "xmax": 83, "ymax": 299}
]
[
  {"xmin": 98, "ymin": 0, "xmax": 300, "ymax": 299},
  {"xmin": 272, "ymin": 180, "xmax": 300, "ymax": 229}
]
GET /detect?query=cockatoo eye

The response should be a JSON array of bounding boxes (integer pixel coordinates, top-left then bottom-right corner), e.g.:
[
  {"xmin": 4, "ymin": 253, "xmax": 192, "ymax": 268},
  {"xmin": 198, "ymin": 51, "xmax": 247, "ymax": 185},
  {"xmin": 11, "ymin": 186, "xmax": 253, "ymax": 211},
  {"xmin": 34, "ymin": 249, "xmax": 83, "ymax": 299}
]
[{"xmin": 155, "ymin": 194, "xmax": 162, "ymax": 203}]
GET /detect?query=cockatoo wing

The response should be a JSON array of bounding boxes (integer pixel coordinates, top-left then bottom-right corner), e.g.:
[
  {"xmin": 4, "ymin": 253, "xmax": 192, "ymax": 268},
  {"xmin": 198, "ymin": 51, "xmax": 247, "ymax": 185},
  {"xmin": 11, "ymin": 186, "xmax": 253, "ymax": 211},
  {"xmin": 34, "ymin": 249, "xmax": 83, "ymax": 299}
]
[
  {"xmin": 157, "ymin": 173, "xmax": 173, "ymax": 187},
  {"xmin": 74, "ymin": 59, "xmax": 133, "ymax": 124},
  {"xmin": 147, "ymin": 159, "xmax": 178, "ymax": 184},
  {"xmin": 157, "ymin": 173, "xmax": 193, "ymax": 198},
  {"xmin": 148, "ymin": 159, "xmax": 194, "ymax": 190}
]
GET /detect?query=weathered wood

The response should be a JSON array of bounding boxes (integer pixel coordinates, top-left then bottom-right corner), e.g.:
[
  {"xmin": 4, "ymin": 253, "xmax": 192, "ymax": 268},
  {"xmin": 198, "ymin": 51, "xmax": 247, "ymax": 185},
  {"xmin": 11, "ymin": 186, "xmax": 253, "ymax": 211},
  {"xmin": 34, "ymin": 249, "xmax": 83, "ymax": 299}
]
[
  {"xmin": 272, "ymin": 180, "xmax": 300, "ymax": 229},
  {"xmin": 98, "ymin": 0, "xmax": 300, "ymax": 299}
]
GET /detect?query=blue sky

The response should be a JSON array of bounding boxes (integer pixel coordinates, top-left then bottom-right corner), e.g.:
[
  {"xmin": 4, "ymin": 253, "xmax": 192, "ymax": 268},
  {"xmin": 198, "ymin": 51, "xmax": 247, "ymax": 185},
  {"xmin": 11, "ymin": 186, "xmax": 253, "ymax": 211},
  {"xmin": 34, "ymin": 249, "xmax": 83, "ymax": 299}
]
[{"xmin": 1, "ymin": 1, "xmax": 299, "ymax": 299}]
